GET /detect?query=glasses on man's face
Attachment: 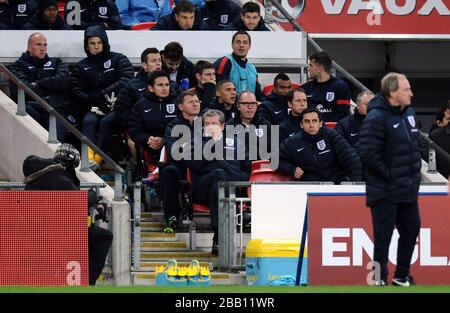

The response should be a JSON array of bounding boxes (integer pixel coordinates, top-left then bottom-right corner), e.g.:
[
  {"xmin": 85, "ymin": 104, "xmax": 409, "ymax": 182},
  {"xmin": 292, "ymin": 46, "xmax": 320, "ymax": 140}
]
[{"xmin": 239, "ymin": 102, "xmax": 258, "ymax": 108}]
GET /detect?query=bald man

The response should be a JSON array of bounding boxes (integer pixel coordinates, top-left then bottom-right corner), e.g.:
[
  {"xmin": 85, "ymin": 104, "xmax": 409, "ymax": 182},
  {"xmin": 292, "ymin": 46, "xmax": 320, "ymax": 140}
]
[{"xmin": 10, "ymin": 32, "xmax": 73, "ymax": 142}]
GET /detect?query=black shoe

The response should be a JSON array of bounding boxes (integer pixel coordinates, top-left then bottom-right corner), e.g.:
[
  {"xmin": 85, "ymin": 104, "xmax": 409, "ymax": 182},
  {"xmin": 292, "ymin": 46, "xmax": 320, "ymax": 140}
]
[
  {"xmin": 392, "ymin": 275, "xmax": 415, "ymax": 287},
  {"xmin": 163, "ymin": 216, "xmax": 177, "ymax": 233},
  {"xmin": 211, "ymin": 242, "xmax": 218, "ymax": 256}
]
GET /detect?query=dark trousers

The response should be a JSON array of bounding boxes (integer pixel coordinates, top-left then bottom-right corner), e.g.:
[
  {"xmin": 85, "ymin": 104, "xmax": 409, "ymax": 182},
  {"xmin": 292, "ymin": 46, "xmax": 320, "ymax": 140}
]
[
  {"xmin": 82, "ymin": 111, "xmax": 115, "ymax": 151},
  {"xmin": 160, "ymin": 164, "xmax": 186, "ymax": 221},
  {"xmin": 192, "ymin": 168, "xmax": 229, "ymax": 231},
  {"xmin": 370, "ymin": 198, "xmax": 420, "ymax": 281},
  {"xmin": 88, "ymin": 225, "xmax": 113, "ymax": 286},
  {"xmin": 26, "ymin": 101, "xmax": 67, "ymax": 142}
]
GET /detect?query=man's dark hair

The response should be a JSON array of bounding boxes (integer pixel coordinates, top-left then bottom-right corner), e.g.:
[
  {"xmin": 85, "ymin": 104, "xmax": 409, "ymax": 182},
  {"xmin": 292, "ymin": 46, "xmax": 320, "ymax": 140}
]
[
  {"xmin": 232, "ymin": 30, "xmax": 251, "ymax": 45},
  {"xmin": 435, "ymin": 101, "xmax": 450, "ymax": 122},
  {"xmin": 162, "ymin": 41, "xmax": 183, "ymax": 61},
  {"xmin": 194, "ymin": 60, "xmax": 214, "ymax": 75},
  {"xmin": 174, "ymin": 0, "xmax": 196, "ymax": 15},
  {"xmin": 216, "ymin": 79, "xmax": 234, "ymax": 92},
  {"xmin": 177, "ymin": 90, "xmax": 198, "ymax": 105},
  {"xmin": 242, "ymin": 2, "xmax": 261, "ymax": 16},
  {"xmin": 287, "ymin": 88, "xmax": 306, "ymax": 103},
  {"xmin": 309, "ymin": 51, "xmax": 333, "ymax": 73},
  {"xmin": 301, "ymin": 108, "xmax": 323, "ymax": 123},
  {"xmin": 140, "ymin": 47, "xmax": 159, "ymax": 63},
  {"xmin": 148, "ymin": 70, "xmax": 170, "ymax": 86},
  {"xmin": 274, "ymin": 73, "xmax": 290, "ymax": 85}
]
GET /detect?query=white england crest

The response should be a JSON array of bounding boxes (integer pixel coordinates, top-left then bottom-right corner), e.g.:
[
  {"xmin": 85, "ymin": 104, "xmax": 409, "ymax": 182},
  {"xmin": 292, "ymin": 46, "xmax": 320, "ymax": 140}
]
[
  {"xmin": 317, "ymin": 139, "xmax": 326, "ymax": 151},
  {"xmin": 104, "ymin": 59, "xmax": 111, "ymax": 69},
  {"xmin": 255, "ymin": 128, "xmax": 264, "ymax": 138},
  {"xmin": 44, "ymin": 61, "xmax": 52, "ymax": 67},
  {"xmin": 18, "ymin": 4, "xmax": 26, "ymax": 13},
  {"xmin": 220, "ymin": 14, "xmax": 228, "ymax": 24},
  {"xmin": 226, "ymin": 137, "xmax": 234, "ymax": 146},
  {"xmin": 407, "ymin": 116, "xmax": 416, "ymax": 128},
  {"xmin": 99, "ymin": 7, "xmax": 108, "ymax": 15},
  {"xmin": 166, "ymin": 103, "xmax": 175, "ymax": 114},
  {"xmin": 326, "ymin": 92, "xmax": 335, "ymax": 102}
]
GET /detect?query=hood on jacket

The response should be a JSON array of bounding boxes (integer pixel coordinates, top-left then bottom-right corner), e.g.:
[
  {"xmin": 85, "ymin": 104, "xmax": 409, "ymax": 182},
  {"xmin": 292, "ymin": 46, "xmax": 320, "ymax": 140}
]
[
  {"xmin": 23, "ymin": 155, "xmax": 58, "ymax": 178},
  {"xmin": 83, "ymin": 25, "xmax": 110, "ymax": 56}
]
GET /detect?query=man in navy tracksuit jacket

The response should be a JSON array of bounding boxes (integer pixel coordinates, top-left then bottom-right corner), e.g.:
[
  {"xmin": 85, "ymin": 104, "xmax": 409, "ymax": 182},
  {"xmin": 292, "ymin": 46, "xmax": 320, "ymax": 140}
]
[
  {"xmin": 9, "ymin": 32, "xmax": 72, "ymax": 142},
  {"xmin": 115, "ymin": 47, "xmax": 162, "ymax": 128},
  {"xmin": 223, "ymin": 1, "xmax": 269, "ymax": 31},
  {"xmin": 128, "ymin": 70, "xmax": 179, "ymax": 164},
  {"xmin": 226, "ymin": 91, "xmax": 271, "ymax": 161},
  {"xmin": 188, "ymin": 109, "xmax": 250, "ymax": 255},
  {"xmin": 22, "ymin": 0, "xmax": 72, "ymax": 30},
  {"xmin": 279, "ymin": 88, "xmax": 308, "ymax": 143},
  {"xmin": 278, "ymin": 108, "xmax": 362, "ymax": 183},
  {"xmin": 259, "ymin": 73, "xmax": 292, "ymax": 125},
  {"xmin": 301, "ymin": 51, "xmax": 351, "ymax": 122},
  {"xmin": 359, "ymin": 73, "xmax": 422, "ymax": 287},
  {"xmin": 65, "ymin": 0, "xmax": 123, "ymax": 30},
  {"xmin": 201, "ymin": 0, "xmax": 241, "ymax": 30},
  {"xmin": 71, "ymin": 25, "xmax": 133, "ymax": 168},
  {"xmin": 151, "ymin": 0, "xmax": 208, "ymax": 30},
  {"xmin": 0, "ymin": 0, "xmax": 37, "ymax": 29},
  {"xmin": 335, "ymin": 90, "xmax": 374, "ymax": 148},
  {"xmin": 160, "ymin": 91, "xmax": 201, "ymax": 233}
]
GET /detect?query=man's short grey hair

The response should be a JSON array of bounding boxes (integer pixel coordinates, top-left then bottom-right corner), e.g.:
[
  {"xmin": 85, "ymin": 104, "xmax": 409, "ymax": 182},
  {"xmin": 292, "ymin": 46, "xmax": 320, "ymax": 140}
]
[
  {"xmin": 356, "ymin": 90, "xmax": 374, "ymax": 105},
  {"xmin": 202, "ymin": 109, "xmax": 225, "ymax": 124},
  {"xmin": 381, "ymin": 72, "xmax": 407, "ymax": 99}
]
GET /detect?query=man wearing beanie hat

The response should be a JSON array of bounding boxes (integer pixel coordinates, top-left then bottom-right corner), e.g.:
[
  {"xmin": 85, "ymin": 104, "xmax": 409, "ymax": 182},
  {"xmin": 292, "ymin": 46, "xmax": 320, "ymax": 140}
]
[{"xmin": 23, "ymin": 0, "xmax": 71, "ymax": 30}]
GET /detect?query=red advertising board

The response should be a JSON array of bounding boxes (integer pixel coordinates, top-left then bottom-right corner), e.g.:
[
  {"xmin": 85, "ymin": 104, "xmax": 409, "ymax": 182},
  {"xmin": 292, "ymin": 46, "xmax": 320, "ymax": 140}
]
[
  {"xmin": 268, "ymin": 0, "xmax": 450, "ymax": 35},
  {"xmin": 308, "ymin": 194, "xmax": 450, "ymax": 285},
  {"xmin": 0, "ymin": 191, "xmax": 89, "ymax": 286}
]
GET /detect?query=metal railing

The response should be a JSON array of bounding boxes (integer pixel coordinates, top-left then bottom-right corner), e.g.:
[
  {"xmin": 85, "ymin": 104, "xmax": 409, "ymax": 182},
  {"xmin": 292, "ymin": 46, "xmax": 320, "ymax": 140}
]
[{"xmin": 0, "ymin": 63, "xmax": 125, "ymax": 201}]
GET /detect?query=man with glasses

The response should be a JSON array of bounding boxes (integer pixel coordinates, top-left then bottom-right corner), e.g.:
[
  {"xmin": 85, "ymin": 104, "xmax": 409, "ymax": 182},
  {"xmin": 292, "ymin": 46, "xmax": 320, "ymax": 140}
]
[
  {"xmin": 278, "ymin": 108, "xmax": 362, "ymax": 183},
  {"xmin": 227, "ymin": 91, "xmax": 271, "ymax": 161},
  {"xmin": 279, "ymin": 88, "xmax": 308, "ymax": 143}
]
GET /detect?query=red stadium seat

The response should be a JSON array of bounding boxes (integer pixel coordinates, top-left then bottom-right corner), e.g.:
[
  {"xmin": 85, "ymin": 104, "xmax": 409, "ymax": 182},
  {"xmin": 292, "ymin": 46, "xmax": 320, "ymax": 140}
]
[
  {"xmin": 263, "ymin": 83, "xmax": 301, "ymax": 96},
  {"xmin": 251, "ymin": 160, "xmax": 270, "ymax": 172},
  {"xmin": 131, "ymin": 22, "xmax": 157, "ymax": 30},
  {"xmin": 324, "ymin": 122, "xmax": 337, "ymax": 129},
  {"xmin": 247, "ymin": 168, "xmax": 294, "ymax": 197}
]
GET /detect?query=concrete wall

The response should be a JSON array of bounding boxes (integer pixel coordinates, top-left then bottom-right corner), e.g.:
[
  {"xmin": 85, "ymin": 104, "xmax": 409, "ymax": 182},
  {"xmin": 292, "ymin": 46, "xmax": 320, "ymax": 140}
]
[{"xmin": 0, "ymin": 91, "xmax": 131, "ymax": 285}]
